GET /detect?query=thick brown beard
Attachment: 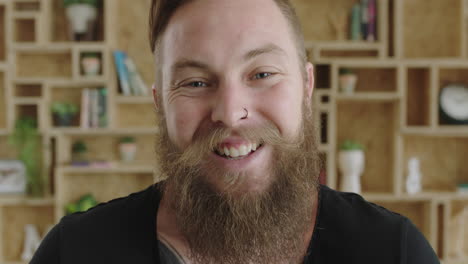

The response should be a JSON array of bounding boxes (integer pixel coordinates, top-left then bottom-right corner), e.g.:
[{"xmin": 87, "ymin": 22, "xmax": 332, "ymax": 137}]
[{"xmin": 155, "ymin": 102, "xmax": 321, "ymax": 264}]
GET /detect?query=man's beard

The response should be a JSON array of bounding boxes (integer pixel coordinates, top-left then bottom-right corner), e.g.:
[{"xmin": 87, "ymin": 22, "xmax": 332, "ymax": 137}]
[{"xmin": 155, "ymin": 101, "xmax": 321, "ymax": 264}]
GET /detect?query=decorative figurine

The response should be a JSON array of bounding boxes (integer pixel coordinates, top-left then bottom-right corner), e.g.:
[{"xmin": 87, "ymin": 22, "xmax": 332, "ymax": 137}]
[
  {"xmin": 21, "ymin": 224, "xmax": 41, "ymax": 261},
  {"xmin": 338, "ymin": 140, "xmax": 365, "ymax": 194},
  {"xmin": 406, "ymin": 157, "xmax": 422, "ymax": 195}
]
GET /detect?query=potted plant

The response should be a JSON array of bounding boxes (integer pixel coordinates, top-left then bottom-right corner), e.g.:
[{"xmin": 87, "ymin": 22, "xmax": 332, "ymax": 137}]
[
  {"xmin": 63, "ymin": 0, "xmax": 100, "ymax": 41},
  {"xmin": 81, "ymin": 52, "xmax": 101, "ymax": 76},
  {"xmin": 118, "ymin": 136, "xmax": 136, "ymax": 162},
  {"xmin": 71, "ymin": 140, "xmax": 89, "ymax": 166},
  {"xmin": 339, "ymin": 68, "xmax": 358, "ymax": 94},
  {"xmin": 8, "ymin": 117, "xmax": 43, "ymax": 197},
  {"xmin": 338, "ymin": 140, "xmax": 365, "ymax": 194},
  {"xmin": 51, "ymin": 102, "xmax": 79, "ymax": 127}
]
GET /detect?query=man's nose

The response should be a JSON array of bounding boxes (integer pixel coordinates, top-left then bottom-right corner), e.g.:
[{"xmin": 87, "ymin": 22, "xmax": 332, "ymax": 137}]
[{"xmin": 211, "ymin": 81, "xmax": 249, "ymax": 127}]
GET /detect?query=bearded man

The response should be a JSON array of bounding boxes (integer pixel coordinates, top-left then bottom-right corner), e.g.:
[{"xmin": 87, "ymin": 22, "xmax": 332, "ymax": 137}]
[{"xmin": 32, "ymin": 0, "xmax": 439, "ymax": 263}]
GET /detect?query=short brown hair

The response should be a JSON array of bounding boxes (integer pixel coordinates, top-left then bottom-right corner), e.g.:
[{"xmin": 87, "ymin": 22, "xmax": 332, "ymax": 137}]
[{"xmin": 149, "ymin": 0, "xmax": 307, "ymax": 84}]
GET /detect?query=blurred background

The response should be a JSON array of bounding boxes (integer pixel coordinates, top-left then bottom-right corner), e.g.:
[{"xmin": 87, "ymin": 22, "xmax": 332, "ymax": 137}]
[{"xmin": 0, "ymin": 0, "xmax": 467, "ymax": 263}]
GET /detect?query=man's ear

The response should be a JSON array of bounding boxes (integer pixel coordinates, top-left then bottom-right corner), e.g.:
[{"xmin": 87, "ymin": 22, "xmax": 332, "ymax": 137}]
[
  {"xmin": 152, "ymin": 84, "xmax": 159, "ymax": 109},
  {"xmin": 305, "ymin": 62, "xmax": 315, "ymax": 101}
]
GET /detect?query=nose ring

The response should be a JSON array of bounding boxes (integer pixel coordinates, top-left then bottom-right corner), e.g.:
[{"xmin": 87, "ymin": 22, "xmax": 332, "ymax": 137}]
[{"xmin": 242, "ymin": 108, "xmax": 248, "ymax": 119}]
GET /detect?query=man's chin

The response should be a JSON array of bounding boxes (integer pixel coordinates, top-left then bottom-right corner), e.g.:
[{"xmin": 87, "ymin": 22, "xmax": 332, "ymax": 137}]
[{"xmin": 202, "ymin": 169, "xmax": 274, "ymax": 196}]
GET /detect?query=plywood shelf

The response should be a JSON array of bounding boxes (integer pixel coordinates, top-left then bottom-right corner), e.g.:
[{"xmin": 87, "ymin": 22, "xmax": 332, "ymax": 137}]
[
  {"xmin": 0, "ymin": 195, "xmax": 54, "ymax": 206},
  {"xmin": 57, "ymin": 164, "xmax": 154, "ymax": 174},
  {"xmin": 115, "ymin": 96, "xmax": 153, "ymax": 104},
  {"xmin": 335, "ymin": 92, "xmax": 400, "ymax": 101}
]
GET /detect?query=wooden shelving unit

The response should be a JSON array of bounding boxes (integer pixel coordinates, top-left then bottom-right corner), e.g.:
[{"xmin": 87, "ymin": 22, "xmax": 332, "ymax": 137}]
[
  {"xmin": 295, "ymin": 0, "xmax": 468, "ymax": 262},
  {"xmin": 0, "ymin": 0, "xmax": 466, "ymax": 262}
]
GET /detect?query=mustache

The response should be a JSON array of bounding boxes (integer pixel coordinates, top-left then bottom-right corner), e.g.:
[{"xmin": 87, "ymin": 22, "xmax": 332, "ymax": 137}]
[{"xmin": 172, "ymin": 120, "xmax": 303, "ymax": 168}]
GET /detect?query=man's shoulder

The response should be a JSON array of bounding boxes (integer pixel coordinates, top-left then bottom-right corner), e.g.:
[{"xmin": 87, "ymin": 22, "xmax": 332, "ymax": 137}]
[
  {"xmin": 62, "ymin": 183, "xmax": 158, "ymax": 228},
  {"xmin": 54, "ymin": 184, "xmax": 160, "ymax": 262},
  {"xmin": 314, "ymin": 185, "xmax": 409, "ymax": 260},
  {"xmin": 320, "ymin": 185, "xmax": 406, "ymax": 227}
]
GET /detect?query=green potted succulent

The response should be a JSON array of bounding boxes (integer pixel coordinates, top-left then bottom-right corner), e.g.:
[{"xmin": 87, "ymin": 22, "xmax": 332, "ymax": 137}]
[
  {"xmin": 51, "ymin": 102, "xmax": 79, "ymax": 127},
  {"xmin": 71, "ymin": 140, "xmax": 88, "ymax": 165},
  {"xmin": 63, "ymin": 0, "xmax": 100, "ymax": 41},
  {"xmin": 65, "ymin": 193, "xmax": 98, "ymax": 215},
  {"xmin": 118, "ymin": 136, "xmax": 136, "ymax": 162},
  {"xmin": 8, "ymin": 117, "xmax": 43, "ymax": 197},
  {"xmin": 339, "ymin": 68, "xmax": 358, "ymax": 94},
  {"xmin": 338, "ymin": 140, "xmax": 365, "ymax": 194}
]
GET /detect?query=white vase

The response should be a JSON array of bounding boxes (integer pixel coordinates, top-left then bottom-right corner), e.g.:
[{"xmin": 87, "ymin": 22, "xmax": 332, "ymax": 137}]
[
  {"xmin": 338, "ymin": 150, "xmax": 365, "ymax": 194},
  {"xmin": 119, "ymin": 143, "xmax": 137, "ymax": 162},
  {"xmin": 66, "ymin": 4, "xmax": 97, "ymax": 35},
  {"xmin": 339, "ymin": 74, "xmax": 358, "ymax": 94},
  {"xmin": 81, "ymin": 56, "xmax": 101, "ymax": 76}
]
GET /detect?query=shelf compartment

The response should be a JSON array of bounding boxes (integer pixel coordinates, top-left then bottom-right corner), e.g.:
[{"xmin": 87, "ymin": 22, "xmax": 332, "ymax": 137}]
[
  {"xmin": 14, "ymin": 104, "xmax": 38, "ymax": 125},
  {"xmin": 337, "ymin": 101, "xmax": 397, "ymax": 193},
  {"xmin": 0, "ymin": 5, "xmax": 5, "ymax": 61},
  {"xmin": 116, "ymin": 103, "xmax": 156, "ymax": 129},
  {"xmin": 51, "ymin": 0, "xmax": 105, "ymax": 42},
  {"xmin": 14, "ymin": 18, "xmax": 36, "ymax": 43},
  {"xmin": 60, "ymin": 134, "xmax": 156, "ymax": 165},
  {"xmin": 0, "ymin": 135, "xmax": 19, "ymax": 160},
  {"xmin": 76, "ymin": 48, "xmax": 105, "ymax": 80},
  {"xmin": 14, "ymin": 1, "xmax": 40, "ymax": 12},
  {"xmin": 50, "ymin": 85, "xmax": 107, "ymax": 129},
  {"xmin": 16, "ymin": 51, "xmax": 72, "ymax": 78},
  {"xmin": 403, "ymin": 135, "xmax": 468, "ymax": 192},
  {"xmin": 402, "ymin": 0, "xmax": 462, "ymax": 58},
  {"xmin": 438, "ymin": 67, "xmax": 468, "ymax": 126},
  {"xmin": 55, "ymin": 172, "xmax": 153, "ymax": 219},
  {"xmin": 447, "ymin": 200, "xmax": 468, "ymax": 259},
  {"xmin": 338, "ymin": 66, "xmax": 397, "ymax": 93},
  {"xmin": 315, "ymin": 64, "xmax": 331, "ymax": 89},
  {"xmin": 406, "ymin": 68, "xmax": 431, "ymax": 126},
  {"xmin": 292, "ymin": 0, "xmax": 380, "ymax": 42},
  {"xmin": 1, "ymin": 205, "xmax": 54, "ymax": 262},
  {"xmin": 14, "ymin": 83, "xmax": 42, "ymax": 97}
]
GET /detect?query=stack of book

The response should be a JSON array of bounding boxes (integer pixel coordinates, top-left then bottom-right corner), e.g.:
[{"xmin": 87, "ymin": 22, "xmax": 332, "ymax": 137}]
[
  {"xmin": 113, "ymin": 50, "xmax": 149, "ymax": 96},
  {"xmin": 80, "ymin": 87, "xmax": 107, "ymax": 129},
  {"xmin": 350, "ymin": 0, "xmax": 377, "ymax": 42}
]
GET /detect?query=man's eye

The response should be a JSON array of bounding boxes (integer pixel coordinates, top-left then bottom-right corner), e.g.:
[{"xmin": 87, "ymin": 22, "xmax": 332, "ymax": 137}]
[
  {"xmin": 186, "ymin": 81, "xmax": 207, "ymax": 88},
  {"xmin": 253, "ymin": 72, "xmax": 273, "ymax": 80}
]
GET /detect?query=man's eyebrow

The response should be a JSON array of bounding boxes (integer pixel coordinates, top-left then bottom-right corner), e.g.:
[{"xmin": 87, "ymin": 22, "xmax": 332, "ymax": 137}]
[
  {"xmin": 243, "ymin": 43, "xmax": 287, "ymax": 61},
  {"xmin": 171, "ymin": 59, "xmax": 212, "ymax": 73}
]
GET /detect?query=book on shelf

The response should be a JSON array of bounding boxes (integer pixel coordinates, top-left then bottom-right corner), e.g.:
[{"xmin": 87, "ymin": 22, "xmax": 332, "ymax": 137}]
[
  {"xmin": 113, "ymin": 51, "xmax": 131, "ymax": 96},
  {"xmin": 350, "ymin": 0, "xmax": 377, "ymax": 42},
  {"xmin": 113, "ymin": 50, "xmax": 149, "ymax": 96},
  {"xmin": 80, "ymin": 87, "xmax": 107, "ymax": 129}
]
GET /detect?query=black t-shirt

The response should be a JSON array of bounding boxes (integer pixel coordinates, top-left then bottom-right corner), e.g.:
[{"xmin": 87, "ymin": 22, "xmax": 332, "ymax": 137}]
[{"xmin": 31, "ymin": 183, "xmax": 440, "ymax": 263}]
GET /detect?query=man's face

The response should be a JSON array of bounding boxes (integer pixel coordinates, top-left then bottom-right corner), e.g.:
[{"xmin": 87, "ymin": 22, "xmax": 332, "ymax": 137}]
[{"xmin": 158, "ymin": 0, "xmax": 314, "ymax": 193}]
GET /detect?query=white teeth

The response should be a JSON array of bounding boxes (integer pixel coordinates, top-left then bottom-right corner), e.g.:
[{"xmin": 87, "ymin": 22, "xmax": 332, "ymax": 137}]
[
  {"xmin": 239, "ymin": 145, "xmax": 248, "ymax": 156},
  {"xmin": 230, "ymin": 147, "xmax": 240, "ymax": 158},
  {"xmin": 216, "ymin": 143, "xmax": 260, "ymax": 158}
]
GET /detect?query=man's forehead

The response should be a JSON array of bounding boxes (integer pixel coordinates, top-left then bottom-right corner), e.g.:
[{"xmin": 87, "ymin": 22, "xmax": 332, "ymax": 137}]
[{"xmin": 161, "ymin": 0, "xmax": 294, "ymax": 67}]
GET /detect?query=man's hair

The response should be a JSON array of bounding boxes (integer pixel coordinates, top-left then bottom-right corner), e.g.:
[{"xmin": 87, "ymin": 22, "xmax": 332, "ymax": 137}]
[{"xmin": 148, "ymin": 0, "xmax": 308, "ymax": 85}]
